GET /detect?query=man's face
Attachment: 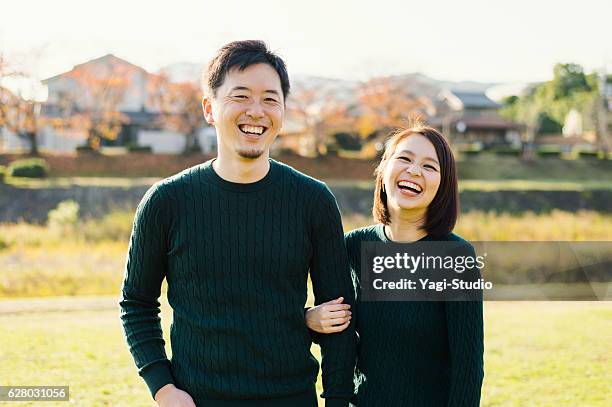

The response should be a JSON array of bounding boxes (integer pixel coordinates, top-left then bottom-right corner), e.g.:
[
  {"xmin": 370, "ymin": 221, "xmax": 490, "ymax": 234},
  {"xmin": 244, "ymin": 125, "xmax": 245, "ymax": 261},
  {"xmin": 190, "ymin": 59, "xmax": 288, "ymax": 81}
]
[{"xmin": 203, "ymin": 63, "xmax": 284, "ymax": 160}]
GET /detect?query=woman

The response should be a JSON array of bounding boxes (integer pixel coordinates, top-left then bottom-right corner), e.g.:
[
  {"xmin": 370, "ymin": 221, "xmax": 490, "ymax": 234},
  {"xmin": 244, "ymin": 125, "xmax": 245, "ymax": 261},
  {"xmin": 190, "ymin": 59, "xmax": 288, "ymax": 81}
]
[{"xmin": 306, "ymin": 124, "xmax": 484, "ymax": 406}]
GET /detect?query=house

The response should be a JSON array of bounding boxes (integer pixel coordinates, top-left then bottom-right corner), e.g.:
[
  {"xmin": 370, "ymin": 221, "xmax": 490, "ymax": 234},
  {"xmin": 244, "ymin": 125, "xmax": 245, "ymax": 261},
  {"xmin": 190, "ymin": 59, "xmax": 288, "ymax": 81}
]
[
  {"xmin": 37, "ymin": 54, "xmax": 216, "ymax": 154},
  {"xmin": 430, "ymin": 89, "xmax": 523, "ymax": 148}
]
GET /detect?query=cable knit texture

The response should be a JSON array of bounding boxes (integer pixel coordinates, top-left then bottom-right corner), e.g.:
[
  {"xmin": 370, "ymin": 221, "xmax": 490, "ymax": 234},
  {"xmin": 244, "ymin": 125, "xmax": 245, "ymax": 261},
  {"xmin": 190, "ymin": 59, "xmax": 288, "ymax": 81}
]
[
  {"xmin": 345, "ymin": 225, "xmax": 484, "ymax": 407},
  {"xmin": 120, "ymin": 159, "xmax": 356, "ymax": 407}
]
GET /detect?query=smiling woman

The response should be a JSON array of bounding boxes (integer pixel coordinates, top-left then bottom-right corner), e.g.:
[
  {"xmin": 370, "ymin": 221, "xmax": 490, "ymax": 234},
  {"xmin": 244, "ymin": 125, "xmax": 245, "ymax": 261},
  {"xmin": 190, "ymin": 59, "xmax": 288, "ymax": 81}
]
[{"xmin": 306, "ymin": 123, "xmax": 483, "ymax": 406}]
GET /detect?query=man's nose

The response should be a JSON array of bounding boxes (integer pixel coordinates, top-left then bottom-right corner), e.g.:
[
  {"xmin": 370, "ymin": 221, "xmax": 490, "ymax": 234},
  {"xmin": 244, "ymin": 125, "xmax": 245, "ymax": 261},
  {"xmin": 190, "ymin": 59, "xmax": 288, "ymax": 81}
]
[{"xmin": 246, "ymin": 101, "xmax": 265, "ymax": 119}]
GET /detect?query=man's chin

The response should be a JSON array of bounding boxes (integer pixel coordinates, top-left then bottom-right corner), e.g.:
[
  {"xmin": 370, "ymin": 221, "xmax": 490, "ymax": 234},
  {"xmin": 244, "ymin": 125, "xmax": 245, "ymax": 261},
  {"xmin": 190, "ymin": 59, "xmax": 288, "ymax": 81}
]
[{"xmin": 237, "ymin": 148, "xmax": 264, "ymax": 159}]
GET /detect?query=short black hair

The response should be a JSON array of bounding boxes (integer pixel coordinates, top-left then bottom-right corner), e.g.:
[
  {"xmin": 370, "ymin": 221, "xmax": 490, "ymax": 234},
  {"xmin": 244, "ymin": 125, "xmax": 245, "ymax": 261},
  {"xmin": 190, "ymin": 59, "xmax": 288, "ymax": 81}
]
[{"xmin": 203, "ymin": 40, "xmax": 290, "ymax": 101}]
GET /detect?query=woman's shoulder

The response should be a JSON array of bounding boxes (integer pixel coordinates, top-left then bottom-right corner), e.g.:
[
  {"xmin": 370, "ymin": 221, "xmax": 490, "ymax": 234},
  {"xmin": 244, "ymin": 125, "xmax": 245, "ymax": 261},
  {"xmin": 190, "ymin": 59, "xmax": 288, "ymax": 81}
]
[
  {"xmin": 344, "ymin": 224, "xmax": 384, "ymax": 244},
  {"xmin": 438, "ymin": 231, "xmax": 471, "ymax": 244},
  {"xmin": 435, "ymin": 232, "xmax": 476, "ymax": 254}
]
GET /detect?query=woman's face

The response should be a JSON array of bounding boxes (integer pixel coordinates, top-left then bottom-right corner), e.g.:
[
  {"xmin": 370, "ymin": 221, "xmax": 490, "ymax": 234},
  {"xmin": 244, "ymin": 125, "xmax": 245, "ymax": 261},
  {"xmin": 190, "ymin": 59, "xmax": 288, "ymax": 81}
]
[{"xmin": 382, "ymin": 134, "xmax": 442, "ymax": 213}]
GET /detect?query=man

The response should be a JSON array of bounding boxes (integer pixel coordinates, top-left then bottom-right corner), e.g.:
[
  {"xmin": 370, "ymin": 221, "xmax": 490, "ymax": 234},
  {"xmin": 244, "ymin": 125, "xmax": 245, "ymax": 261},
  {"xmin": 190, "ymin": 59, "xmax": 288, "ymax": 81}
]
[{"xmin": 120, "ymin": 40, "xmax": 356, "ymax": 407}]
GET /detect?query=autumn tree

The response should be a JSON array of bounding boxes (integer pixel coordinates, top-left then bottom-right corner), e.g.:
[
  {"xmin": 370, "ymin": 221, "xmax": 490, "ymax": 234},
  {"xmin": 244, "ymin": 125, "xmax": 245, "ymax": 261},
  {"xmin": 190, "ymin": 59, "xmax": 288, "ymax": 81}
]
[
  {"xmin": 356, "ymin": 77, "xmax": 433, "ymax": 138},
  {"xmin": 55, "ymin": 60, "xmax": 132, "ymax": 150},
  {"xmin": 148, "ymin": 74, "xmax": 205, "ymax": 154},
  {"xmin": 287, "ymin": 87, "xmax": 355, "ymax": 156},
  {"xmin": 0, "ymin": 50, "xmax": 43, "ymax": 155}
]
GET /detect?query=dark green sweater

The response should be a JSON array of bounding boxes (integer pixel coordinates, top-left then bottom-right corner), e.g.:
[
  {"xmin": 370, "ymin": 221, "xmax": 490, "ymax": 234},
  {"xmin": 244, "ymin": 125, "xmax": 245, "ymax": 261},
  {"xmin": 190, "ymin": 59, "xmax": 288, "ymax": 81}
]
[
  {"xmin": 119, "ymin": 159, "xmax": 356, "ymax": 407},
  {"xmin": 345, "ymin": 225, "xmax": 484, "ymax": 407}
]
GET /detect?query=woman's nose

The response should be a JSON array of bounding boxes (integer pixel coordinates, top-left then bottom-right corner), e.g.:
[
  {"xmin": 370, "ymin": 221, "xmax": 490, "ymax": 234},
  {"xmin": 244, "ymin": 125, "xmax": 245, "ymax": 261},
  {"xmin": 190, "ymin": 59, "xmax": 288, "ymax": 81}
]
[{"xmin": 406, "ymin": 164, "xmax": 421, "ymax": 176}]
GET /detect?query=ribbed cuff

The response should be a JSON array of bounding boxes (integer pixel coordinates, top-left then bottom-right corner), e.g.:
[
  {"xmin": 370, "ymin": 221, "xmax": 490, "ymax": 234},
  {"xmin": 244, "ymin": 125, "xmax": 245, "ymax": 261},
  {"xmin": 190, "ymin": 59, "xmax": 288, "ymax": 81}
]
[
  {"xmin": 140, "ymin": 360, "xmax": 174, "ymax": 399},
  {"xmin": 325, "ymin": 398, "xmax": 350, "ymax": 407}
]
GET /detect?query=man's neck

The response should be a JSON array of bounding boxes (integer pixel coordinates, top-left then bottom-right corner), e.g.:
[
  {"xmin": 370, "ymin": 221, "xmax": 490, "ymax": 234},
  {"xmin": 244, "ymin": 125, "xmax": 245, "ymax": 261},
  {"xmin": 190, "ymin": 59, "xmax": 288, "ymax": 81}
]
[{"xmin": 212, "ymin": 150, "xmax": 271, "ymax": 184}]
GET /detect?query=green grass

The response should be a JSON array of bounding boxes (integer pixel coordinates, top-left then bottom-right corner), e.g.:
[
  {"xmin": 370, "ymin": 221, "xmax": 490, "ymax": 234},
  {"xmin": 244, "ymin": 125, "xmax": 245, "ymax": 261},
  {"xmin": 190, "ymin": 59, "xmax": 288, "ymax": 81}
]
[
  {"xmin": 456, "ymin": 152, "xmax": 612, "ymax": 182},
  {"xmin": 0, "ymin": 299, "xmax": 609, "ymax": 406}
]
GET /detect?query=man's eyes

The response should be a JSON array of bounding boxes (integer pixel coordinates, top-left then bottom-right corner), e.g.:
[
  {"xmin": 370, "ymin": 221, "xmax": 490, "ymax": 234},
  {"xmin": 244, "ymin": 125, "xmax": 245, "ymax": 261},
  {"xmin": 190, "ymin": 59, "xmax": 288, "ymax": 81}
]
[{"xmin": 232, "ymin": 95, "xmax": 278, "ymax": 103}]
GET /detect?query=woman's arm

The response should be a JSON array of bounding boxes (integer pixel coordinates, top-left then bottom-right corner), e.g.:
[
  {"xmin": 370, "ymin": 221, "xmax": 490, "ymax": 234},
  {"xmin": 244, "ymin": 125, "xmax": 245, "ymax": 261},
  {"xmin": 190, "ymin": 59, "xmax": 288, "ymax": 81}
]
[{"xmin": 305, "ymin": 297, "xmax": 352, "ymax": 334}]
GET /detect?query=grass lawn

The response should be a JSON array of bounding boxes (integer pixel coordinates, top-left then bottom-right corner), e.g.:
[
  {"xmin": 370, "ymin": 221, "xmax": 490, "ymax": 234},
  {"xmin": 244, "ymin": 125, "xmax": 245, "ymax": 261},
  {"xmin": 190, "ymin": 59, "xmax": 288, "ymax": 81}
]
[{"xmin": 0, "ymin": 298, "xmax": 609, "ymax": 406}]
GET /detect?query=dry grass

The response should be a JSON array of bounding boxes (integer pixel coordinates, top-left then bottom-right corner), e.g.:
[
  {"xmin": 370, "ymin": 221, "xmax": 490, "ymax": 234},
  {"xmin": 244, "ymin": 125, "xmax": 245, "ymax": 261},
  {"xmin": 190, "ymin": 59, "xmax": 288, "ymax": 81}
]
[{"xmin": 1, "ymin": 210, "xmax": 611, "ymax": 298}]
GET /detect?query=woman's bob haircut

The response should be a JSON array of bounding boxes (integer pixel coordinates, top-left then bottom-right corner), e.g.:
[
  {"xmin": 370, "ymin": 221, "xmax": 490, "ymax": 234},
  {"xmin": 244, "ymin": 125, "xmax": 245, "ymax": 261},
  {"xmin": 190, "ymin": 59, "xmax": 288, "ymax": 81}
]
[{"xmin": 372, "ymin": 123, "xmax": 459, "ymax": 237}]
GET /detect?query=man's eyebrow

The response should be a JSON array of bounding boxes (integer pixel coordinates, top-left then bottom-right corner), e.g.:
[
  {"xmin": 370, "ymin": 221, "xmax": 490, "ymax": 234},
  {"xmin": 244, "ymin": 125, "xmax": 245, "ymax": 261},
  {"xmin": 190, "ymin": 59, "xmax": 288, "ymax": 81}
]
[
  {"xmin": 228, "ymin": 87, "xmax": 280, "ymax": 96},
  {"xmin": 397, "ymin": 149, "xmax": 440, "ymax": 164},
  {"xmin": 229, "ymin": 86, "xmax": 250, "ymax": 92}
]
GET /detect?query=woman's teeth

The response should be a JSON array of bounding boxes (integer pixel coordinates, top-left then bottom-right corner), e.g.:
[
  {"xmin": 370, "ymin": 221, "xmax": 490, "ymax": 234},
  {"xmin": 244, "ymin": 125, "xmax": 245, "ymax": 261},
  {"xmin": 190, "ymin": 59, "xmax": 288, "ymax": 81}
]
[{"xmin": 398, "ymin": 181, "xmax": 423, "ymax": 193}]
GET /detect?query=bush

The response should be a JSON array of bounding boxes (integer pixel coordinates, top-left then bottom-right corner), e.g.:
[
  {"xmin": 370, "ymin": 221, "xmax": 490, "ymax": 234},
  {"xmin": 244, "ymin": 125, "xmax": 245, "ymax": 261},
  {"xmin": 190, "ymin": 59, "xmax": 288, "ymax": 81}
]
[
  {"xmin": 492, "ymin": 147, "xmax": 521, "ymax": 156},
  {"xmin": 76, "ymin": 145, "xmax": 97, "ymax": 154},
  {"xmin": 458, "ymin": 143, "xmax": 483, "ymax": 156},
  {"xmin": 47, "ymin": 200, "xmax": 80, "ymax": 233},
  {"xmin": 578, "ymin": 150, "xmax": 606, "ymax": 160},
  {"xmin": 537, "ymin": 147, "xmax": 562, "ymax": 158},
  {"xmin": 0, "ymin": 165, "xmax": 6, "ymax": 183},
  {"xmin": 127, "ymin": 145, "xmax": 152, "ymax": 153},
  {"xmin": 8, "ymin": 158, "xmax": 49, "ymax": 178}
]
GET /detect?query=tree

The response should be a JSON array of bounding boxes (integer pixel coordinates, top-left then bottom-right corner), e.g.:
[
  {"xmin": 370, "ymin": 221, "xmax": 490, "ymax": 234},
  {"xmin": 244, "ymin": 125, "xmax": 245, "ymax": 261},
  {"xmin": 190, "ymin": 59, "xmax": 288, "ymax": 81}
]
[
  {"xmin": 0, "ymin": 50, "xmax": 43, "ymax": 155},
  {"xmin": 148, "ymin": 74, "xmax": 205, "ymax": 154},
  {"xmin": 500, "ymin": 62, "xmax": 605, "ymax": 156},
  {"xmin": 55, "ymin": 61, "xmax": 132, "ymax": 150},
  {"xmin": 356, "ymin": 77, "xmax": 433, "ymax": 138},
  {"xmin": 287, "ymin": 87, "xmax": 355, "ymax": 156}
]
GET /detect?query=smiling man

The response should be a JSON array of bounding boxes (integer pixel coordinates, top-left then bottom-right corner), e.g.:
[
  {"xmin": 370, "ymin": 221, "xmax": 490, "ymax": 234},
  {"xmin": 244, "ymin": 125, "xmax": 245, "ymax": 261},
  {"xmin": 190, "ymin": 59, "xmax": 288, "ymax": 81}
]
[{"xmin": 120, "ymin": 40, "xmax": 356, "ymax": 407}]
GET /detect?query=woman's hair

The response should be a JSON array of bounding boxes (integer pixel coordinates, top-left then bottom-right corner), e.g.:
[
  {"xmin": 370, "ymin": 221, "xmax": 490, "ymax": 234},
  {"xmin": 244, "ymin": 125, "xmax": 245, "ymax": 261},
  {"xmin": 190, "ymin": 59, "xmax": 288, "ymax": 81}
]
[{"xmin": 372, "ymin": 123, "xmax": 459, "ymax": 237}]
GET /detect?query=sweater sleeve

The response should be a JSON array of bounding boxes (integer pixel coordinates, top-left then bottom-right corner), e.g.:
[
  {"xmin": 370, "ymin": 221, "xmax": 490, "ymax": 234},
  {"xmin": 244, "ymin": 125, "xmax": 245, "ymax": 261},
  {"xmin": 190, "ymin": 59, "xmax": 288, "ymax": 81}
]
[
  {"xmin": 119, "ymin": 183, "xmax": 175, "ymax": 399},
  {"xmin": 445, "ymin": 245, "xmax": 484, "ymax": 407},
  {"xmin": 308, "ymin": 185, "xmax": 357, "ymax": 407}
]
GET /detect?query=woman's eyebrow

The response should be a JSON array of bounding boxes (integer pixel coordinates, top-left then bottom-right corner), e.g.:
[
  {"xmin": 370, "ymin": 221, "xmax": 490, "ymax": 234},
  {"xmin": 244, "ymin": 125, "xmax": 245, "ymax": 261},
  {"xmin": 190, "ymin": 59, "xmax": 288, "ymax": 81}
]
[{"xmin": 397, "ymin": 149, "xmax": 440, "ymax": 165}]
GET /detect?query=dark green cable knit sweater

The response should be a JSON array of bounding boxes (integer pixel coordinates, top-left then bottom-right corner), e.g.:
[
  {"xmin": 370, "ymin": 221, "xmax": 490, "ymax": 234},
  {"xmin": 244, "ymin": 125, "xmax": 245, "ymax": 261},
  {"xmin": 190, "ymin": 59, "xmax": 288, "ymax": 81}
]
[
  {"xmin": 345, "ymin": 225, "xmax": 484, "ymax": 407},
  {"xmin": 119, "ymin": 159, "xmax": 356, "ymax": 407}
]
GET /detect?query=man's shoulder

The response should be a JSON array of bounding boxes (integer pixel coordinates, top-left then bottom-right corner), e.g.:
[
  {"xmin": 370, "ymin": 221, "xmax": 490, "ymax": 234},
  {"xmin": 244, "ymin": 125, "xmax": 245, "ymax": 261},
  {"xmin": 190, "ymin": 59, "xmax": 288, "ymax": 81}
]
[
  {"xmin": 272, "ymin": 159, "xmax": 328, "ymax": 193},
  {"xmin": 140, "ymin": 163, "xmax": 205, "ymax": 204},
  {"xmin": 155, "ymin": 163, "xmax": 206, "ymax": 190}
]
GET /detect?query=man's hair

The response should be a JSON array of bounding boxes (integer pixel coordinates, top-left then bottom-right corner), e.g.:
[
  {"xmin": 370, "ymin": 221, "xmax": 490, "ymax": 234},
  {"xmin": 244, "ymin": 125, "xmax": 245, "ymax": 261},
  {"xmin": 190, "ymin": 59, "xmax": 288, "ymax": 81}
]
[
  {"xmin": 372, "ymin": 123, "xmax": 459, "ymax": 237},
  {"xmin": 203, "ymin": 40, "xmax": 290, "ymax": 101}
]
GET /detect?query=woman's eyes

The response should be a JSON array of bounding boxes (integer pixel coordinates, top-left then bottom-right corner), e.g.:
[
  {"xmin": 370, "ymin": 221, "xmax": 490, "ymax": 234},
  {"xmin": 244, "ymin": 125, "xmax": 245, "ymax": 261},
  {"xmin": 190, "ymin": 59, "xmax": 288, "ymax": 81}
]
[{"xmin": 398, "ymin": 157, "xmax": 438, "ymax": 171}]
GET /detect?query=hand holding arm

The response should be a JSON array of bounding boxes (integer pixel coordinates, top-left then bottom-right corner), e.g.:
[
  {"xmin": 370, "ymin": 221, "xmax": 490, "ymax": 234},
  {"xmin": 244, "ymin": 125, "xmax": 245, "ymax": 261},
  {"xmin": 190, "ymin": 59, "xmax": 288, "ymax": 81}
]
[{"xmin": 306, "ymin": 297, "xmax": 351, "ymax": 334}]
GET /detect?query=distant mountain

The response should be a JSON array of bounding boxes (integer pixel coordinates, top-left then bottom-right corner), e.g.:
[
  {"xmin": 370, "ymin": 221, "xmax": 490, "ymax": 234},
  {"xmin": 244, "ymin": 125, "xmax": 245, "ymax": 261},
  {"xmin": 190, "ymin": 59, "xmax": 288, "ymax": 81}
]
[
  {"xmin": 158, "ymin": 62, "xmax": 205, "ymax": 83},
  {"xmin": 158, "ymin": 62, "xmax": 527, "ymax": 103}
]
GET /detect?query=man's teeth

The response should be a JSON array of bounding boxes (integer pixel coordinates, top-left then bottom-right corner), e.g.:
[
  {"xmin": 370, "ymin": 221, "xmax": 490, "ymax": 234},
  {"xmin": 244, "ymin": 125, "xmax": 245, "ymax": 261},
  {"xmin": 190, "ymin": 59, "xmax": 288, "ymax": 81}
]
[
  {"xmin": 398, "ymin": 181, "xmax": 423, "ymax": 192},
  {"xmin": 239, "ymin": 125, "xmax": 265, "ymax": 135}
]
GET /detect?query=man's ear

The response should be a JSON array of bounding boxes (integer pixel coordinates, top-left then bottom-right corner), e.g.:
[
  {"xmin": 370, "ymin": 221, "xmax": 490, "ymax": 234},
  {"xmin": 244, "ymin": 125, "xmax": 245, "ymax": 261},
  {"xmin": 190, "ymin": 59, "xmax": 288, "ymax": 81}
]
[{"xmin": 202, "ymin": 96, "xmax": 214, "ymax": 125}]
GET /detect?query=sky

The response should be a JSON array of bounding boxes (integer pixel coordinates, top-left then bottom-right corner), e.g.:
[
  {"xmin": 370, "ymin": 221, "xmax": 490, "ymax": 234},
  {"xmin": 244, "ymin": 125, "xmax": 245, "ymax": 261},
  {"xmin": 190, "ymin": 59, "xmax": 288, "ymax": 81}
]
[{"xmin": 1, "ymin": 0, "xmax": 611, "ymax": 97}]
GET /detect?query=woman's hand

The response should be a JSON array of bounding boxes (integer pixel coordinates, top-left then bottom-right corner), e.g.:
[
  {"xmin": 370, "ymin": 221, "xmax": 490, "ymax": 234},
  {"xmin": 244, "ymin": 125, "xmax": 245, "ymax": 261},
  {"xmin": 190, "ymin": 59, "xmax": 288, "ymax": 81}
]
[{"xmin": 305, "ymin": 297, "xmax": 352, "ymax": 334}]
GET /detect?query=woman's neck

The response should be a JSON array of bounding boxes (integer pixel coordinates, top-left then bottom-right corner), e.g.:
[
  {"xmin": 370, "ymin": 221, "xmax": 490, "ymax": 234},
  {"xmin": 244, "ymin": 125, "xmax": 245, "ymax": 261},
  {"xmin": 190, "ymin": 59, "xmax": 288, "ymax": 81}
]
[{"xmin": 385, "ymin": 207, "xmax": 428, "ymax": 242}]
